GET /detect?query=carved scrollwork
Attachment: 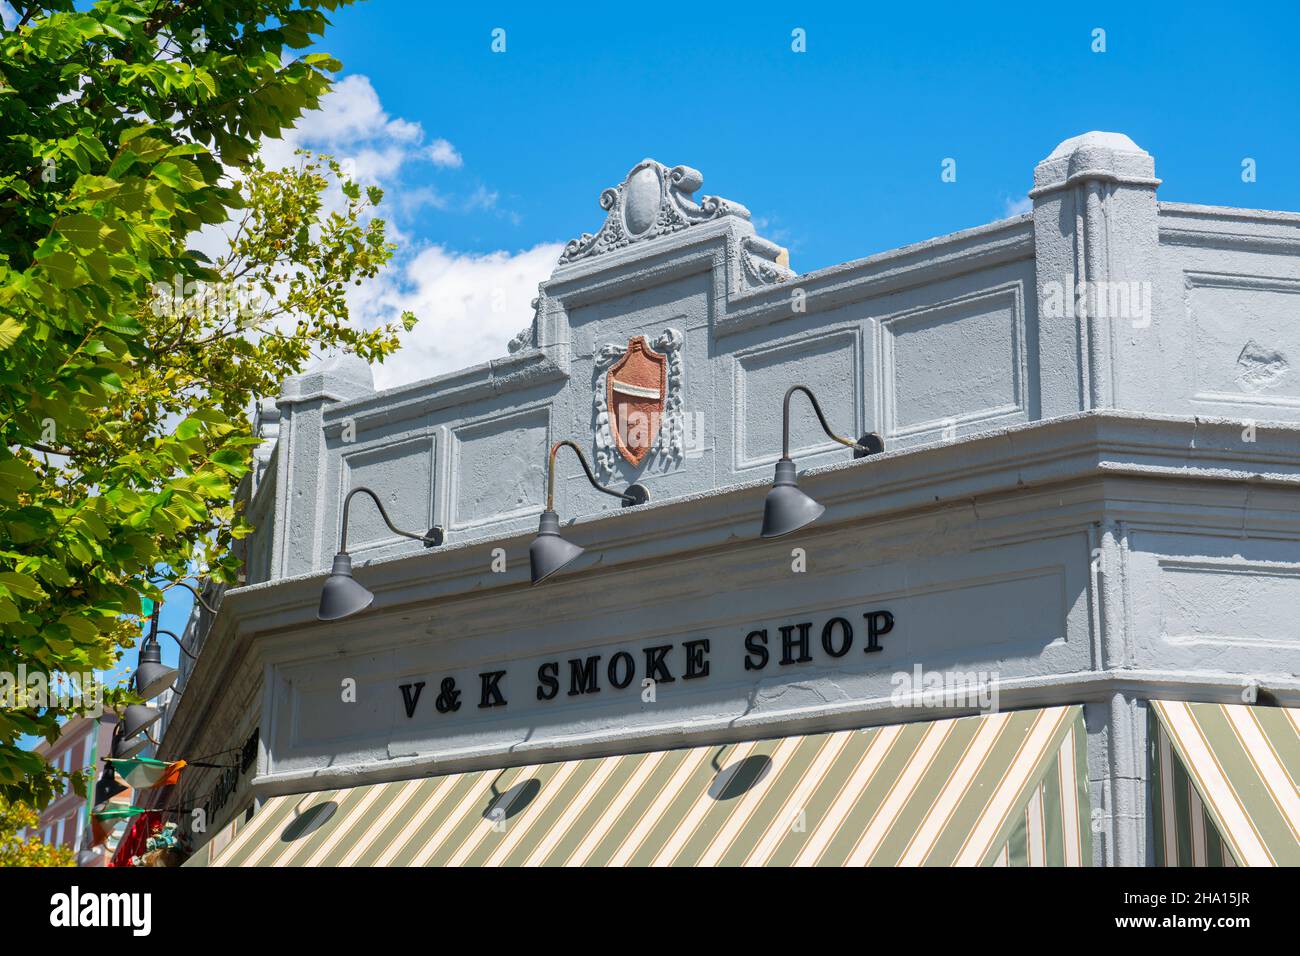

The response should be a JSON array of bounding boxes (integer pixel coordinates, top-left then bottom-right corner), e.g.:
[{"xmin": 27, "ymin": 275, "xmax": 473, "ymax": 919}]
[
  {"xmin": 561, "ymin": 160, "xmax": 752, "ymax": 264},
  {"xmin": 506, "ymin": 295, "xmax": 544, "ymax": 355},
  {"xmin": 739, "ymin": 235, "xmax": 795, "ymax": 287}
]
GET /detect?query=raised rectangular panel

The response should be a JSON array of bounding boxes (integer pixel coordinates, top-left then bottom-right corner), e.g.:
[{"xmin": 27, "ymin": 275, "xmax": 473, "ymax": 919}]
[
  {"xmin": 880, "ymin": 284, "xmax": 1025, "ymax": 441},
  {"xmin": 340, "ymin": 437, "xmax": 436, "ymax": 554},
  {"xmin": 889, "ymin": 565, "xmax": 1068, "ymax": 664},
  {"xmin": 1185, "ymin": 273, "xmax": 1300, "ymax": 409},
  {"xmin": 450, "ymin": 407, "xmax": 549, "ymax": 529},
  {"xmin": 1159, "ymin": 558, "xmax": 1300, "ymax": 648},
  {"xmin": 733, "ymin": 328, "xmax": 860, "ymax": 469}
]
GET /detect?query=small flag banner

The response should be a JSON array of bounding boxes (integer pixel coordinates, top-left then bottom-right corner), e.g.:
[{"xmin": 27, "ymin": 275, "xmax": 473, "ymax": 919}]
[
  {"xmin": 106, "ymin": 756, "xmax": 187, "ymax": 789},
  {"xmin": 90, "ymin": 804, "xmax": 147, "ymax": 847},
  {"xmin": 92, "ymin": 805, "xmax": 146, "ymax": 821}
]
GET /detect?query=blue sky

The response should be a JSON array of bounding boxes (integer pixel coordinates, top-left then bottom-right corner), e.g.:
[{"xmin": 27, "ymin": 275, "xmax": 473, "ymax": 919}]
[{"xmin": 314, "ymin": 0, "xmax": 1298, "ymax": 273}]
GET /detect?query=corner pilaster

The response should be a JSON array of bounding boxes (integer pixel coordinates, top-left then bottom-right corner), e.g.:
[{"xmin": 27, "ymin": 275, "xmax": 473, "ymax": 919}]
[{"xmin": 1031, "ymin": 132, "xmax": 1161, "ymax": 416}]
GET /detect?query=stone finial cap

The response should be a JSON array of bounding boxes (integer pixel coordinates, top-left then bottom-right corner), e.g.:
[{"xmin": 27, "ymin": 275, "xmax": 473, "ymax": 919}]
[{"xmin": 1031, "ymin": 131, "xmax": 1160, "ymax": 197}]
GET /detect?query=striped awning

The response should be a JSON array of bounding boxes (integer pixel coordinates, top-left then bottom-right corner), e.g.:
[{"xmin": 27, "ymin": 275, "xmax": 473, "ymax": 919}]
[
  {"xmin": 192, "ymin": 704, "xmax": 1088, "ymax": 867},
  {"xmin": 1150, "ymin": 700, "xmax": 1300, "ymax": 867}
]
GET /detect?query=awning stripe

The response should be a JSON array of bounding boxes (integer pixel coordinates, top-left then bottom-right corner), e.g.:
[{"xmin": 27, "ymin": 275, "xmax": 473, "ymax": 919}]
[
  {"xmin": 195, "ymin": 705, "xmax": 1086, "ymax": 867},
  {"xmin": 1058, "ymin": 720, "xmax": 1082, "ymax": 865},
  {"xmin": 1152, "ymin": 717, "xmax": 1220, "ymax": 867},
  {"xmin": 396, "ymin": 771, "xmax": 484, "ymax": 866},
  {"xmin": 1150, "ymin": 700, "xmax": 1300, "ymax": 866},
  {"xmin": 843, "ymin": 720, "xmax": 958, "ymax": 865},
  {"xmin": 797, "ymin": 724, "xmax": 905, "ymax": 866},
  {"xmin": 697, "ymin": 734, "xmax": 804, "ymax": 866},
  {"xmin": 1222, "ymin": 707, "xmax": 1300, "ymax": 843},
  {"xmin": 742, "ymin": 730, "xmax": 852, "ymax": 865},
  {"xmin": 998, "ymin": 720, "xmax": 1090, "ymax": 866},
  {"xmin": 956, "ymin": 705, "xmax": 1073, "ymax": 865},
  {"xmin": 341, "ymin": 777, "xmax": 427, "ymax": 866},
  {"xmin": 902, "ymin": 711, "xmax": 1011, "ymax": 865},
  {"xmin": 562, "ymin": 749, "xmax": 666, "ymax": 865}
]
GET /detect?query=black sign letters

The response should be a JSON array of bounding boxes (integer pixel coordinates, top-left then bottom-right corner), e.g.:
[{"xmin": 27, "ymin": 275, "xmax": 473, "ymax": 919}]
[{"xmin": 397, "ymin": 608, "xmax": 894, "ymax": 719}]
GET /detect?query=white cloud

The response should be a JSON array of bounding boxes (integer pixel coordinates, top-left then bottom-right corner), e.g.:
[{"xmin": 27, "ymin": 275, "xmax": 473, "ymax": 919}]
[
  {"xmin": 1003, "ymin": 196, "xmax": 1033, "ymax": 217},
  {"xmin": 463, "ymin": 185, "xmax": 498, "ymax": 211},
  {"xmin": 426, "ymin": 138, "xmax": 463, "ymax": 168},
  {"xmin": 356, "ymin": 243, "xmax": 563, "ymax": 391},
  {"xmin": 293, "ymin": 74, "xmax": 420, "ymax": 149},
  {"xmin": 196, "ymin": 73, "xmax": 553, "ymax": 391},
  {"xmin": 259, "ymin": 74, "xmax": 460, "ymax": 192}
]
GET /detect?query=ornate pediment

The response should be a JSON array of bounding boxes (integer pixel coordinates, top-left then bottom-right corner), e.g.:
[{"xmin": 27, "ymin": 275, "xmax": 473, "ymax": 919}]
[{"xmin": 560, "ymin": 160, "xmax": 753, "ymax": 264}]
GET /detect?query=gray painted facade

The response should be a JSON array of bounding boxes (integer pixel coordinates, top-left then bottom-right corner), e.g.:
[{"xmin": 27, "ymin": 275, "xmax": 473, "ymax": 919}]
[{"xmin": 161, "ymin": 132, "xmax": 1300, "ymax": 866}]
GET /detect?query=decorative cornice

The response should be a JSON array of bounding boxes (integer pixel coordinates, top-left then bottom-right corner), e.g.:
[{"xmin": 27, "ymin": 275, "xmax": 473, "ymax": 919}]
[
  {"xmin": 560, "ymin": 159, "xmax": 752, "ymax": 264},
  {"xmin": 156, "ymin": 410, "xmax": 1300, "ymax": 766}
]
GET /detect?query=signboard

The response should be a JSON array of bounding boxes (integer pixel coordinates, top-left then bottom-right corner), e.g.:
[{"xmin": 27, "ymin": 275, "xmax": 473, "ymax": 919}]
[{"xmin": 396, "ymin": 609, "xmax": 894, "ymax": 719}]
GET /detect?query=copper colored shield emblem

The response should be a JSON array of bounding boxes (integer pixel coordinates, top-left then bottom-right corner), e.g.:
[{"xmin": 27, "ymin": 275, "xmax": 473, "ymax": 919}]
[{"xmin": 607, "ymin": 336, "xmax": 667, "ymax": 466}]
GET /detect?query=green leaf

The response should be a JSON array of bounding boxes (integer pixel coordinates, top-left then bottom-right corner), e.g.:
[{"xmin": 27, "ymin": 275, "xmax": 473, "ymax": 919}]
[
  {"xmin": 40, "ymin": 251, "xmax": 88, "ymax": 288},
  {"xmin": 58, "ymin": 615, "xmax": 100, "ymax": 643},
  {"xmin": 101, "ymin": 315, "xmax": 143, "ymax": 336},
  {"xmin": 0, "ymin": 459, "xmax": 38, "ymax": 491},
  {"xmin": 54, "ymin": 214, "xmax": 108, "ymax": 250},
  {"xmin": 151, "ymin": 162, "xmax": 183, "ymax": 189},
  {"xmin": 0, "ymin": 572, "xmax": 47, "ymax": 601},
  {"xmin": 174, "ymin": 418, "xmax": 202, "ymax": 441},
  {"xmin": 0, "ymin": 317, "xmax": 24, "ymax": 350}
]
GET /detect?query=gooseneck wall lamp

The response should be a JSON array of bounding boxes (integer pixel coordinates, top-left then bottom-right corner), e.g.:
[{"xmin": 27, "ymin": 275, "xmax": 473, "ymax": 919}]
[
  {"xmin": 111, "ymin": 720, "xmax": 150, "ymax": 760},
  {"xmin": 133, "ymin": 610, "xmax": 179, "ymax": 701},
  {"xmin": 760, "ymin": 385, "xmax": 883, "ymax": 538},
  {"xmin": 530, "ymin": 440, "xmax": 650, "ymax": 585},
  {"xmin": 120, "ymin": 605, "xmax": 197, "ymax": 752},
  {"xmin": 318, "ymin": 487, "xmax": 445, "ymax": 621}
]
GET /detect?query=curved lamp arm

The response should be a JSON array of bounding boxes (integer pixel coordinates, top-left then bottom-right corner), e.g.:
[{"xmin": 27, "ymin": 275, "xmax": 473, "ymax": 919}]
[
  {"xmin": 156, "ymin": 578, "xmax": 220, "ymax": 614},
  {"xmin": 546, "ymin": 440, "xmax": 647, "ymax": 511},
  {"xmin": 339, "ymin": 487, "xmax": 443, "ymax": 553},
  {"xmin": 138, "ymin": 596, "xmax": 196, "ymax": 660},
  {"xmin": 155, "ymin": 629, "xmax": 196, "ymax": 661},
  {"xmin": 781, "ymin": 385, "xmax": 883, "ymax": 460}
]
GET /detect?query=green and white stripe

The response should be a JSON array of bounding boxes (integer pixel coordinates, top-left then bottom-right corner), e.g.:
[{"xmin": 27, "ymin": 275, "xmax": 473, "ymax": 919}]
[
  {"xmin": 1150, "ymin": 700, "xmax": 1299, "ymax": 867},
  {"xmin": 192, "ymin": 705, "xmax": 1089, "ymax": 867},
  {"xmin": 999, "ymin": 716, "xmax": 1090, "ymax": 866}
]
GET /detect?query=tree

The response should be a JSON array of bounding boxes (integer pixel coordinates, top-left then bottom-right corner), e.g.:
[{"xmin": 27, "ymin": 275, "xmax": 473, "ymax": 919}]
[
  {"xmin": 0, "ymin": 797, "xmax": 75, "ymax": 866},
  {"xmin": 0, "ymin": 1, "xmax": 413, "ymax": 808}
]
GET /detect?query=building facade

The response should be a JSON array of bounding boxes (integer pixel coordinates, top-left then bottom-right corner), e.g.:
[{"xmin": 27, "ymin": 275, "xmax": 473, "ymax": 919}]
[
  {"xmin": 27, "ymin": 714, "xmax": 126, "ymax": 866},
  {"xmin": 162, "ymin": 132, "xmax": 1300, "ymax": 867}
]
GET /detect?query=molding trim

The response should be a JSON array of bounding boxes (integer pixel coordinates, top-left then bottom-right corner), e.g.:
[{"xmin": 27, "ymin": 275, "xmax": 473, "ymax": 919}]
[{"xmin": 157, "ymin": 410, "xmax": 1300, "ymax": 763}]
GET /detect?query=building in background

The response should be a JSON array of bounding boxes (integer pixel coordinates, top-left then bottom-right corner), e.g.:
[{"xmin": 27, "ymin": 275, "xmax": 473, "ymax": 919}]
[
  {"xmin": 26, "ymin": 714, "xmax": 130, "ymax": 866},
  {"xmin": 157, "ymin": 132, "xmax": 1299, "ymax": 868}
]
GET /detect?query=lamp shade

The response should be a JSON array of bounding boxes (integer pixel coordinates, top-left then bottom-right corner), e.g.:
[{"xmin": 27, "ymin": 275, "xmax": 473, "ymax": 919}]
[
  {"xmin": 760, "ymin": 459, "xmax": 826, "ymax": 538},
  {"xmin": 121, "ymin": 703, "xmax": 162, "ymax": 741},
  {"xmin": 317, "ymin": 552, "xmax": 374, "ymax": 621},
  {"xmin": 93, "ymin": 762, "xmax": 128, "ymax": 806},
  {"xmin": 133, "ymin": 638, "xmax": 178, "ymax": 700},
  {"xmin": 529, "ymin": 511, "xmax": 585, "ymax": 585},
  {"xmin": 112, "ymin": 730, "xmax": 149, "ymax": 761}
]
